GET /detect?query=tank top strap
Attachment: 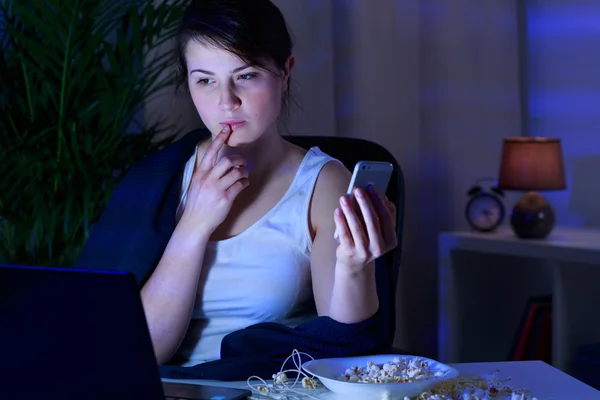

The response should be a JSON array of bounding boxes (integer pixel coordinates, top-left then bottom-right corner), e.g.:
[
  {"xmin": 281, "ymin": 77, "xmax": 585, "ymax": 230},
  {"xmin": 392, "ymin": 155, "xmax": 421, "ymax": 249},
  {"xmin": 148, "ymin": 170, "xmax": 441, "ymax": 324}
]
[{"xmin": 273, "ymin": 146, "xmax": 345, "ymax": 252}]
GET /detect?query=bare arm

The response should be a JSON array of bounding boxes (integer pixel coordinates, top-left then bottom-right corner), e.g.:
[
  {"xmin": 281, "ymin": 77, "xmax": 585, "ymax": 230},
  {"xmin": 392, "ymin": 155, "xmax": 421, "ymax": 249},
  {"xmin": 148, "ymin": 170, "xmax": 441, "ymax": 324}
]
[
  {"xmin": 309, "ymin": 162, "xmax": 396, "ymax": 323},
  {"xmin": 140, "ymin": 225, "xmax": 210, "ymax": 365},
  {"xmin": 141, "ymin": 126, "xmax": 249, "ymax": 364},
  {"xmin": 309, "ymin": 162, "xmax": 378, "ymax": 322}
]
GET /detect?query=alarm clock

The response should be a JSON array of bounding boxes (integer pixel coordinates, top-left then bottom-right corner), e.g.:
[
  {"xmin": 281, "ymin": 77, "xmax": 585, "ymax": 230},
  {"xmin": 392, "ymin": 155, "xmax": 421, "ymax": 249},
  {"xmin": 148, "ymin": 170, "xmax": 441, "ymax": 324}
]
[{"xmin": 465, "ymin": 180, "xmax": 506, "ymax": 232}]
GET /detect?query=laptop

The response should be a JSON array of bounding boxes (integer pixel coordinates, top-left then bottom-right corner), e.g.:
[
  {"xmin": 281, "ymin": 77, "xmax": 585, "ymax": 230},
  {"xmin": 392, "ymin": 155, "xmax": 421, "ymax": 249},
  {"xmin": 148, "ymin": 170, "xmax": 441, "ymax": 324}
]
[{"xmin": 0, "ymin": 264, "xmax": 251, "ymax": 400}]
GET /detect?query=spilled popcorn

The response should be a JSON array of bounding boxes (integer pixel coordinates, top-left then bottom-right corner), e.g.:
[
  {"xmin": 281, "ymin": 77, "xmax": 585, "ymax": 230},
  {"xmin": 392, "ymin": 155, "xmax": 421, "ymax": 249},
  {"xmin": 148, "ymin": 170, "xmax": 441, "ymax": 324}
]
[
  {"xmin": 340, "ymin": 357, "xmax": 449, "ymax": 383},
  {"xmin": 246, "ymin": 349, "xmax": 323, "ymax": 400},
  {"xmin": 402, "ymin": 371, "xmax": 538, "ymax": 400},
  {"xmin": 383, "ymin": 371, "xmax": 538, "ymax": 400}
]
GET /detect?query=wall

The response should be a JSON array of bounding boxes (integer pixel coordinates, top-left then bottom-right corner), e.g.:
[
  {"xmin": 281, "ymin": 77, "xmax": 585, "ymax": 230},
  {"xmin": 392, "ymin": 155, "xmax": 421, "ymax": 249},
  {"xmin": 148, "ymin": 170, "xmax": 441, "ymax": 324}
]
[
  {"xmin": 527, "ymin": 0, "xmax": 600, "ymax": 228},
  {"xmin": 412, "ymin": 0, "xmax": 523, "ymax": 357},
  {"xmin": 271, "ymin": 1, "xmax": 337, "ymax": 137}
]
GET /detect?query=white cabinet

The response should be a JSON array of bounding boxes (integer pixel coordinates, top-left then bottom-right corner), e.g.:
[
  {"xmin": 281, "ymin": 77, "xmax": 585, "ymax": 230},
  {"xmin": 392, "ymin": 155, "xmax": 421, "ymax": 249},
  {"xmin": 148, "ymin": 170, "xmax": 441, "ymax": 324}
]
[{"xmin": 438, "ymin": 228, "xmax": 600, "ymax": 373}]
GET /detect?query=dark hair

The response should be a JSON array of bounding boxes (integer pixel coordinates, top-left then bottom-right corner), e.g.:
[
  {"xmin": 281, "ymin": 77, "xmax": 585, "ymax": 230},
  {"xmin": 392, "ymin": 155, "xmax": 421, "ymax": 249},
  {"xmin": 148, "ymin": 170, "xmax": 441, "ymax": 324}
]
[{"xmin": 175, "ymin": 0, "xmax": 296, "ymax": 119}]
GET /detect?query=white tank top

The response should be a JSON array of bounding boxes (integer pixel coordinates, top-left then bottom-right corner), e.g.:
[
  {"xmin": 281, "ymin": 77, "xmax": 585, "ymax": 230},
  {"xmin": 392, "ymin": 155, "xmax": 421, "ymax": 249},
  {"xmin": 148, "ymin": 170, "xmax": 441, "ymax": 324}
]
[{"xmin": 173, "ymin": 146, "xmax": 343, "ymax": 366}]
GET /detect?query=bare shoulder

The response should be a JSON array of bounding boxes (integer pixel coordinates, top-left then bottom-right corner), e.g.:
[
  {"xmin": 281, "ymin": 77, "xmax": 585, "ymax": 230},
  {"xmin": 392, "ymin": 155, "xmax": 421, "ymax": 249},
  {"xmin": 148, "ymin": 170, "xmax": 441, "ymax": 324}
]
[
  {"xmin": 310, "ymin": 160, "xmax": 351, "ymax": 233},
  {"xmin": 315, "ymin": 161, "xmax": 351, "ymax": 195},
  {"xmin": 285, "ymin": 143, "xmax": 308, "ymax": 165}
]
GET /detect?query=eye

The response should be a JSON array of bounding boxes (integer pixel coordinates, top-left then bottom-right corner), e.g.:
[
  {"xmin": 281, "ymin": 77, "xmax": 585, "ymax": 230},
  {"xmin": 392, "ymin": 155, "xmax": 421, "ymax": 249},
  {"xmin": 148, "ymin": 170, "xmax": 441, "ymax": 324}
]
[
  {"xmin": 238, "ymin": 73, "xmax": 258, "ymax": 80},
  {"xmin": 196, "ymin": 78, "xmax": 214, "ymax": 85}
]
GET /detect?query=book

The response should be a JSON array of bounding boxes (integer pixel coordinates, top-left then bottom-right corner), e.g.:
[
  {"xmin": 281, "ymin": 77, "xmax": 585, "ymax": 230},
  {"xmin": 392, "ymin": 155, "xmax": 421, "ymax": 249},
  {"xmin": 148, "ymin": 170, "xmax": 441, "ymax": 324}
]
[
  {"xmin": 509, "ymin": 296, "xmax": 552, "ymax": 361},
  {"xmin": 524, "ymin": 304, "xmax": 552, "ymax": 363}
]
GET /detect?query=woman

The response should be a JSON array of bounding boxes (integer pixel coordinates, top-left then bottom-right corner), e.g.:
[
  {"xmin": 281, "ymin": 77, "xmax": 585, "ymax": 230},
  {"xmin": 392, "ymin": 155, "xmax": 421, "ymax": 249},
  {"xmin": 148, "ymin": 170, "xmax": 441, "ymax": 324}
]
[{"xmin": 78, "ymin": 0, "xmax": 398, "ymax": 372}]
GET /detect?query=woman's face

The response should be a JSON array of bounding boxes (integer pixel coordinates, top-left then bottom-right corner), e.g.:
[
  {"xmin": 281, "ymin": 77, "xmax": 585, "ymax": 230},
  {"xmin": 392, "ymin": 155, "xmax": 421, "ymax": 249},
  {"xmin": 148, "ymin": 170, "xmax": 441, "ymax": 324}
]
[{"xmin": 185, "ymin": 40, "xmax": 293, "ymax": 147}]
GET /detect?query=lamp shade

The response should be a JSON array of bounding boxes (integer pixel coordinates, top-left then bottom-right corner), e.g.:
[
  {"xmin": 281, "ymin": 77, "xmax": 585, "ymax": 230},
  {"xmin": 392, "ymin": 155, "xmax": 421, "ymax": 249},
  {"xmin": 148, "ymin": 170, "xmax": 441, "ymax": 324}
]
[{"xmin": 497, "ymin": 137, "xmax": 566, "ymax": 191}]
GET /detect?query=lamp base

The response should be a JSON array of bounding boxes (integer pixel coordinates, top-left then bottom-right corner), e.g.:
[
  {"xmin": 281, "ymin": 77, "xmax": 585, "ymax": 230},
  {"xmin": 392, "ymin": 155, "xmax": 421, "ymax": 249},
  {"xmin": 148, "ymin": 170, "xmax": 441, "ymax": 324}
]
[{"xmin": 510, "ymin": 191, "xmax": 555, "ymax": 239}]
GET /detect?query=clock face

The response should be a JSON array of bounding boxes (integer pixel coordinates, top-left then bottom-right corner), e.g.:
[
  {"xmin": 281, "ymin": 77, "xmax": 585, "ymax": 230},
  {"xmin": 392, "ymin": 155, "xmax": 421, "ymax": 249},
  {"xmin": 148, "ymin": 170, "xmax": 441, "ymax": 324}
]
[{"xmin": 465, "ymin": 194, "xmax": 505, "ymax": 232}]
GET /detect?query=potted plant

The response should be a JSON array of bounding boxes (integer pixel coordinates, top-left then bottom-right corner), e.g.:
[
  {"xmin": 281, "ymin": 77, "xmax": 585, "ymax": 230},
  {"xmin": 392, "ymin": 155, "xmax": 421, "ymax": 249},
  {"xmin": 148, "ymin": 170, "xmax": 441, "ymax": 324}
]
[{"xmin": 0, "ymin": 0, "xmax": 188, "ymax": 267}]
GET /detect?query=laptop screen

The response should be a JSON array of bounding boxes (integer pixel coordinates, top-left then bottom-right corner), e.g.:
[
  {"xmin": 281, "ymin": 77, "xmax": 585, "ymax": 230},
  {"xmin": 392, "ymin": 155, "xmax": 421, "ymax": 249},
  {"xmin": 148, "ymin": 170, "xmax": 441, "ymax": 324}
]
[{"xmin": 0, "ymin": 265, "xmax": 166, "ymax": 400}]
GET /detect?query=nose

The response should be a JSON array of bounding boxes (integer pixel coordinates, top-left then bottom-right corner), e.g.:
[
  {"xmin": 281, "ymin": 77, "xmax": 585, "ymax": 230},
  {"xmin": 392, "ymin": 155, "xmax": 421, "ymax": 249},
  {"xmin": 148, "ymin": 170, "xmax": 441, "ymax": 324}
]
[{"xmin": 218, "ymin": 84, "xmax": 241, "ymax": 111}]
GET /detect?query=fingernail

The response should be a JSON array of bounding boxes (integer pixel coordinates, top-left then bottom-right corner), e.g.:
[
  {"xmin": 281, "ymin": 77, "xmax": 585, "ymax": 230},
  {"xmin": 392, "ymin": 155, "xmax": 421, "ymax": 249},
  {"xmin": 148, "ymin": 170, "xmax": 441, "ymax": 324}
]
[
  {"xmin": 355, "ymin": 188, "xmax": 363, "ymax": 197},
  {"xmin": 222, "ymin": 124, "xmax": 231, "ymax": 133}
]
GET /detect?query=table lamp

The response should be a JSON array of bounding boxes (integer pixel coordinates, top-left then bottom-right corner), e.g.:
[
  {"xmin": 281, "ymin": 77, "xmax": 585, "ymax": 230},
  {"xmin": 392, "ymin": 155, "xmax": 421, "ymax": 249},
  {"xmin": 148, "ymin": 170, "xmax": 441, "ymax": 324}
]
[{"xmin": 497, "ymin": 137, "xmax": 566, "ymax": 239}]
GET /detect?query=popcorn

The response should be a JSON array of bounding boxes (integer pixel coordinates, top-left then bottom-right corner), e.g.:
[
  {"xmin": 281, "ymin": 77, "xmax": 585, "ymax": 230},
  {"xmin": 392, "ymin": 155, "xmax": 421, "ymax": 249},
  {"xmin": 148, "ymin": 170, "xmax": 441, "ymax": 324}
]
[
  {"xmin": 272, "ymin": 372, "xmax": 289, "ymax": 385},
  {"xmin": 257, "ymin": 385, "xmax": 270, "ymax": 393},
  {"xmin": 301, "ymin": 376, "xmax": 320, "ymax": 389},
  {"xmin": 247, "ymin": 349, "xmax": 323, "ymax": 399},
  {"xmin": 340, "ymin": 357, "xmax": 447, "ymax": 384},
  {"xmin": 407, "ymin": 373, "xmax": 539, "ymax": 400},
  {"xmin": 340, "ymin": 358, "xmax": 538, "ymax": 400},
  {"xmin": 250, "ymin": 351, "xmax": 538, "ymax": 400}
]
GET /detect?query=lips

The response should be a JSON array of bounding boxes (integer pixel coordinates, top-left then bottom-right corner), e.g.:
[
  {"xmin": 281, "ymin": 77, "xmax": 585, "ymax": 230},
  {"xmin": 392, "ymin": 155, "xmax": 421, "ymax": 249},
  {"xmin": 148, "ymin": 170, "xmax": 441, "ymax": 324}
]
[{"xmin": 220, "ymin": 120, "xmax": 245, "ymax": 130}]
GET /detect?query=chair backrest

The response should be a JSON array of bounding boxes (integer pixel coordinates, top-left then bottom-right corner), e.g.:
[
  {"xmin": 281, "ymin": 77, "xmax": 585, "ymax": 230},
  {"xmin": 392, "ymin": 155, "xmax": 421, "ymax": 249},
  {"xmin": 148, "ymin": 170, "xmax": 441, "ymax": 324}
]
[{"xmin": 284, "ymin": 135, "xmax": 405, "ymax": 328}]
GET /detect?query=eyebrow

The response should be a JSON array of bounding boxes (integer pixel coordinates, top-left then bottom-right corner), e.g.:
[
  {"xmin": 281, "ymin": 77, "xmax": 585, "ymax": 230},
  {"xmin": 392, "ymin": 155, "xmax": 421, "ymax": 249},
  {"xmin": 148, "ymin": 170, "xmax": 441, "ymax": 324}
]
[{"xmin": 189, "ymin": 65, "xmax": 253, "ymax": 76}]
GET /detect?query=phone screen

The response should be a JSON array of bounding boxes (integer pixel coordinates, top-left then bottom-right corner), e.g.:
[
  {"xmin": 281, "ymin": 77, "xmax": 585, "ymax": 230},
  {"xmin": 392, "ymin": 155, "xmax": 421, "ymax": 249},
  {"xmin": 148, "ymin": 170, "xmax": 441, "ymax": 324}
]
[{"xmin": 333, "ymin": 161, "xmax": 393, "ymax": 240}]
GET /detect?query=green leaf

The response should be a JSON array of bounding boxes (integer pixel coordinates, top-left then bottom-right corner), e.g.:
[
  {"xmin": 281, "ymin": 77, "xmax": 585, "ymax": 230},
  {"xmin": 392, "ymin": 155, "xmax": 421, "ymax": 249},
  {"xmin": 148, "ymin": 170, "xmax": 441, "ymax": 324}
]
[{"xmin": 1, "ymin": 0, "xmax": 188, "ymax": 267}]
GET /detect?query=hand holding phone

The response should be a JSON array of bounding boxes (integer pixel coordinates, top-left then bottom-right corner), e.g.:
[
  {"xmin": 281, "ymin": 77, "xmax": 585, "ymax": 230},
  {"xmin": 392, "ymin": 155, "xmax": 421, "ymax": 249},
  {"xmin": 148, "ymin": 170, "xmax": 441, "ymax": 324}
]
[
  {"xmin": 333, "ymin": 160, "xmax": 393, "ymax": 240},
  {"xmin": 333, "ymin": 160, "xmax": 398, "ymax": 274}
]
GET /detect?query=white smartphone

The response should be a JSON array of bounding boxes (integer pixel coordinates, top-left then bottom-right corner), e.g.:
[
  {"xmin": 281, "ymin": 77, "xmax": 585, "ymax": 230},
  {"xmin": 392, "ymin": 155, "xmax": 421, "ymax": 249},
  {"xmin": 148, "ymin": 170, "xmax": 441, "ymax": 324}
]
[{"xmin": 333, "ymin": 160, "xmax": 394, "ymax": 240}]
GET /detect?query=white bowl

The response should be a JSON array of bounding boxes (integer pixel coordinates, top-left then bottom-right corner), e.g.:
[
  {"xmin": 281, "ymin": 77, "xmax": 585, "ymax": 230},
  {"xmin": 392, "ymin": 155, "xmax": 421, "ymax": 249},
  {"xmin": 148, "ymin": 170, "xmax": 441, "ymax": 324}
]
[{"xmin": 302, "ymin": 354, "xmax": 459, "ymax": 399}]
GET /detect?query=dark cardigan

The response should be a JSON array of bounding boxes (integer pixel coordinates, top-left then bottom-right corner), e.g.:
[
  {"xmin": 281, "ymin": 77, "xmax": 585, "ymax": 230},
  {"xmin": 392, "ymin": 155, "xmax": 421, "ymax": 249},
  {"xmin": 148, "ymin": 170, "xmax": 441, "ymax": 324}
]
[{"xmin": 76, "ymin": 129, "xmax": 393, "ymax": 381}]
